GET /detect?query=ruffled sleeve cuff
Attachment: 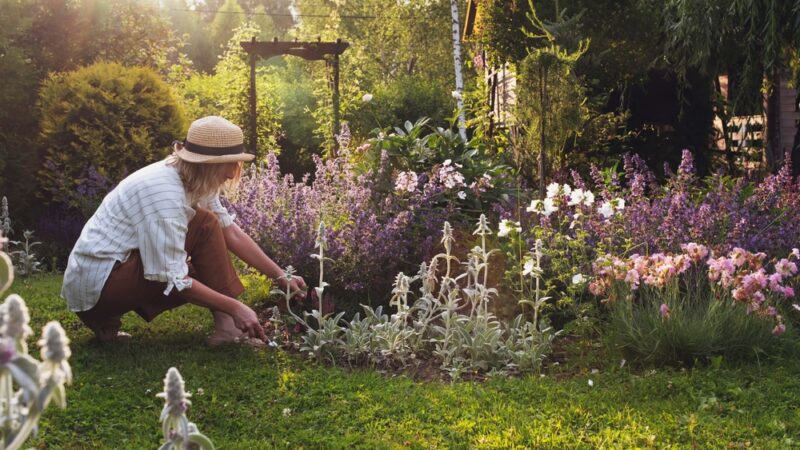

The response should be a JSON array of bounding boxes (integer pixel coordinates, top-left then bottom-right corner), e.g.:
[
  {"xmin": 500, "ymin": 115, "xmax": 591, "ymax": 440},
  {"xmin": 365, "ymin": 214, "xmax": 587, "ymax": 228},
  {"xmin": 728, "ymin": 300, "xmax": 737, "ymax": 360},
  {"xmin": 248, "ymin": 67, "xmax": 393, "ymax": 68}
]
[{"xmin": 163, "ymin": 271, "xmax": 193, "ymax": 296}]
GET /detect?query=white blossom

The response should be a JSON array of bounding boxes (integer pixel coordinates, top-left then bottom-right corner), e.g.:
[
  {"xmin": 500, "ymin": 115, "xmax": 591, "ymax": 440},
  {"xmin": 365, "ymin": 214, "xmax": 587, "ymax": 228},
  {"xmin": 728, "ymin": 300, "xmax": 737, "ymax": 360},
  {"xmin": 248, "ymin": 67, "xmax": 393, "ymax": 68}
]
[
  {"xmin": 457, "ymin": 191, "xmax": 467, "ymax": 200},
  {"xmin": 362, "ymin": 93, "xmax": 373, "ymax": 102},
  {"xmin": 598, "ymin": 201, "xmax": 615, "ymax": 219},
  {"xmin": 583, "ymin": 191, "xmax": 595, "ymax": 206},
  {"xmin": 572, "ymin": 274, "xmax": 587, "ymax": 285},
  {"xmin": 497, "ymin": 219, "xmax": 521, "ymax": 237},
  {"xmin": 546, "ymin": 182, "xmax": 561, "ymax": 198}
]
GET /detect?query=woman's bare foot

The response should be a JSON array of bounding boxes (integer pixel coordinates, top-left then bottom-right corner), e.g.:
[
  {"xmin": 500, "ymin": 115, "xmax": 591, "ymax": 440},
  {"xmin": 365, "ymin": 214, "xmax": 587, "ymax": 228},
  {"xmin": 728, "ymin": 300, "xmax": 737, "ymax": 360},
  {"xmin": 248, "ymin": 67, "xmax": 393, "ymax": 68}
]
[
  {"xmin": 206, "ymin": 329, "xmax": 246, "ymax": 346},
  {"xmin": 95, "ymin": 330, "xmax": 132, "ymax": 342}
]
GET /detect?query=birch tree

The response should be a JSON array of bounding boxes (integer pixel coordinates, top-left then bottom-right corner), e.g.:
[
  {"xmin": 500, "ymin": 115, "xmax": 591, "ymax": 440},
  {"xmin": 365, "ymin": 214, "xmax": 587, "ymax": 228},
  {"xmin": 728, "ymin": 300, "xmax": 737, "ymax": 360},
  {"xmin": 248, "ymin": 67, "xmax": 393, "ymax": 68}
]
[{"xmin": 449, "ymin": 0, "xmax": 467, "ymax": 141}]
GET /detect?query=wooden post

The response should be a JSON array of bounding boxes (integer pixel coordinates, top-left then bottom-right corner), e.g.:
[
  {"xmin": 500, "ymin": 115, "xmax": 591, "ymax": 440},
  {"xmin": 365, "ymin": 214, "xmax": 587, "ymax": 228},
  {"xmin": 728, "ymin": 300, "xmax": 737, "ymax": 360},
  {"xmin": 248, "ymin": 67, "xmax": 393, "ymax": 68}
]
[
  {"xmin": 248, "ymin": 37, "xmax": 258, "ymax": 160},
  {"xmin": 332, "ymin": 40, "xmax": 341, "ymax": 157}
]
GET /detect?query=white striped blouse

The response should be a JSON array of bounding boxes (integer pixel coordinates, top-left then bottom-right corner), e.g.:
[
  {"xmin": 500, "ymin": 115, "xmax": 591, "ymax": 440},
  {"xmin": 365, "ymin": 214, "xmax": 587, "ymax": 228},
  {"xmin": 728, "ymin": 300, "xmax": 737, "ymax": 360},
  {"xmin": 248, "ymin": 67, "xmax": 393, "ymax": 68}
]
[{"xmin": 61, "ymin": 159, "xmax": 234, "ymax": 312}]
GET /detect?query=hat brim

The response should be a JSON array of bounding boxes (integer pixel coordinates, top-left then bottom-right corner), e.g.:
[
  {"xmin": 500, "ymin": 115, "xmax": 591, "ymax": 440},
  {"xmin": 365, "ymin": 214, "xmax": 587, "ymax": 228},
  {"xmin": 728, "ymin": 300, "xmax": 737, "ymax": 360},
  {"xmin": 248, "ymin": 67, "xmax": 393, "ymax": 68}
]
[{"xmin": 174, "ymin": 145, "xmax": 255, "ymax": 164}]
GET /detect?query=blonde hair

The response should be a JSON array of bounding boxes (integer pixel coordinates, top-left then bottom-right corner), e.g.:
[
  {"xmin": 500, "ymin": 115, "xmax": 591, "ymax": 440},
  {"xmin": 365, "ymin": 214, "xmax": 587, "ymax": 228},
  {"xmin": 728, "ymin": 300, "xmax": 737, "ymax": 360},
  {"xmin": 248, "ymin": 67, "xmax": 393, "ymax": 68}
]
[{"xmin": 166, "ymin": 154, "xmax": 242, "ymax": 205}]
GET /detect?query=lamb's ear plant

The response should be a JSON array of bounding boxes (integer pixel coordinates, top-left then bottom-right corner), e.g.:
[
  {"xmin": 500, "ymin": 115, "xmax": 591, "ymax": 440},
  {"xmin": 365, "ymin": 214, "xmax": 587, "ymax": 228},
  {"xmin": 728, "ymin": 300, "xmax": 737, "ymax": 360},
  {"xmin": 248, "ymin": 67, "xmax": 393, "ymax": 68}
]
[
  {"xmin": 270, "ymin": 265, "xmax": 307, "ymax": 328},
  {"xmin": 9, "ymin": 231, "xmax": 42, "ymax": 278},
  {"xmin": 156, "ymin": 367, "xmax": 214, "ymax": 450},
  {"xmin": 0, "ymin": 233, "xmax": 73, "ymax": 450}
]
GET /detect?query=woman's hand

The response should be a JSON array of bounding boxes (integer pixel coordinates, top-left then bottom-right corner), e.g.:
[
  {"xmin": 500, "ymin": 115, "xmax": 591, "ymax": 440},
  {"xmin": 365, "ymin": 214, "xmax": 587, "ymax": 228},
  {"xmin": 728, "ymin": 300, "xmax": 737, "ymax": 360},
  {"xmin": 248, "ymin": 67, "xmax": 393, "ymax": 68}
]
[
  {"xmin": 230, "ymin": 303, "xmax": 267, "ymax": 341},
  {"xmin": 278, "ymin": 275, "xmax": 307, "ymax": 301}
]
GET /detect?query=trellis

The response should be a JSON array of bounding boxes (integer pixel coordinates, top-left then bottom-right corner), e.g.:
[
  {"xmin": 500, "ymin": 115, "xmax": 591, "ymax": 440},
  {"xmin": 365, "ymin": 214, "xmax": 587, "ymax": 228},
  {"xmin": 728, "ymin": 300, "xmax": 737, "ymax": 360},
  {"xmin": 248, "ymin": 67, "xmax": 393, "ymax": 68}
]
[{"xmin": 241, "ymin": 37, "xmax": 350, "ymax": 159}]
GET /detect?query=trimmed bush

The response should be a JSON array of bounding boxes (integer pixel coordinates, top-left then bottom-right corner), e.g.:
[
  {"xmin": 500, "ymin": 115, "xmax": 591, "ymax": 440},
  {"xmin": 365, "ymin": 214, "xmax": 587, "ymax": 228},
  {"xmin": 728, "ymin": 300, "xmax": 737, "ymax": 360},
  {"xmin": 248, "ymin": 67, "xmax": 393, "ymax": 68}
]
[{"xmin": 38, "ymin": 61, "xmax": 186, "ymax": 214}]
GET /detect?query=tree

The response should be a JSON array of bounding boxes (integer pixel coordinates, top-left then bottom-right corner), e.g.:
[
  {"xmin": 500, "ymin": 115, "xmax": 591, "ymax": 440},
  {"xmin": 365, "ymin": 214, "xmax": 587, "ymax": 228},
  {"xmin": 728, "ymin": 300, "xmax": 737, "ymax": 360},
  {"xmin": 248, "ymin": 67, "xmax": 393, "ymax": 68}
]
[
  {"xmin": 449, "ymin": 0, "xmax": 467, "ymax": 141},
  {"xmin": 180, "ymin": 23, "xmax": 282, "ymax": 160},
  {"xmin": 663, "ymin": 0, "xmax": 800, "ymax": 171},
  {"xmin": 210, "ymin": 0, "xmax": 245, "ymax": 67},
  {"xmin": 516, "ymin": 2, "xmax": 590, "ymax": 195}
]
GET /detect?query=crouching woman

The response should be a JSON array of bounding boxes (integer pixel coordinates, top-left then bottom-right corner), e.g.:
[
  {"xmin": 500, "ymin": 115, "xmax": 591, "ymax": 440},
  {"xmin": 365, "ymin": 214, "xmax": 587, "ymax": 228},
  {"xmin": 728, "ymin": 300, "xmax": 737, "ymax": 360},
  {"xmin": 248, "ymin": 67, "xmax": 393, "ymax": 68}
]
[{"xmin": 61, "ymin": 116, "xmax": 305, "ymax": 344}]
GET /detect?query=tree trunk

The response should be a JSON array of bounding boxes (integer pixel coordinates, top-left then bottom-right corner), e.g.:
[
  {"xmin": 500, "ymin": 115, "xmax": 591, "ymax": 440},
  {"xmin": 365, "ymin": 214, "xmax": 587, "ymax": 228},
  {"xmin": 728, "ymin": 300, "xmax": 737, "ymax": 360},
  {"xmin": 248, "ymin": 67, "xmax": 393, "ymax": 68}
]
[
  {"xmin": 713, "ymin": 76, "xmax": 735, "ymax": 174},
  {"xmin": 449, "ymin": 0, "xmax": 467, "ymax": 142},
  {"xmin": 538, "ymin": 64, "xmax": 547, "ymax": 199},
  {"xmin": 765, "ymin": 67, "xmax": 781, "ymax": 171}
]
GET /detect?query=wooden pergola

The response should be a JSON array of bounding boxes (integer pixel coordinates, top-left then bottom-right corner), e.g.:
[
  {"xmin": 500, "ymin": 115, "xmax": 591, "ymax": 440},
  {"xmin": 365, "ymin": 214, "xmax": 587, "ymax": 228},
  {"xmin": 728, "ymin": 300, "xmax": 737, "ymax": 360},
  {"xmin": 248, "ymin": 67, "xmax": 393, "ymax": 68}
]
[{"xmin": 241, "ymin": 37, "xmax": 350, "ymax": 159}]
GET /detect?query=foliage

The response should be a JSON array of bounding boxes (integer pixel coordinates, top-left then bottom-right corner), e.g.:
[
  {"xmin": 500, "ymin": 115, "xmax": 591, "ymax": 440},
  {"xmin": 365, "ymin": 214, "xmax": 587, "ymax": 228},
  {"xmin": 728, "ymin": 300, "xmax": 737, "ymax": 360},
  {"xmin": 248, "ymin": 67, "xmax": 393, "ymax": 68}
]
[
  {"xmin": 0, "ymin": 236, "xmax": 72, "ymax": 450},
  {"xmin": 279, "ymin": 217, "xmax": 556, "ymax": 379},
  {"xmin": 2, "ymin": 274, "xmax": 797, "ymax": 447},
  {"xmin": 9, "ymin": 231, "xmax": 43, "ymax": 278},
  {"xmin": 228, "ymin": 152, "xmax": 437, "ymax": 308},
  {"xmin": 37, "ymin": 62, "xmax": 186, "ymax": 216},
  {"xmin": 293, "ymin": 0, "xmax": 466, "ymax": 153},
  {"xmin": 353, "ymin": 116, "xmax": 512, "ymax": 217},
  {"xmin": 20, "ymin": 0, "xmax": 189, "ymax": 76},
  {"xmin": 179, "ymin": 23, "xmax": 281, "ymax": 160},
  {"xmin": 591, "ymin": 245, "xmax": 796, "ymax": 364},
  {"xmin": 156, "ymin": 367, "xmax": 214, "ymax": 450},
  {"xmin": 346, "ymin": 76, "xmax": 454, "ymax": 141}
]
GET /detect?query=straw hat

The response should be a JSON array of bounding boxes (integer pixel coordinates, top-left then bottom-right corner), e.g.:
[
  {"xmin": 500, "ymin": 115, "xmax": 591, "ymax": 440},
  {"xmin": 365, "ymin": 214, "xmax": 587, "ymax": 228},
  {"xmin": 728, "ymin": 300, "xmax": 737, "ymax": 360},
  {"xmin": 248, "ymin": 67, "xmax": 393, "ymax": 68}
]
[{"xmin": 174, "ymin": 116, "xmax": 255, "ymax": 164}]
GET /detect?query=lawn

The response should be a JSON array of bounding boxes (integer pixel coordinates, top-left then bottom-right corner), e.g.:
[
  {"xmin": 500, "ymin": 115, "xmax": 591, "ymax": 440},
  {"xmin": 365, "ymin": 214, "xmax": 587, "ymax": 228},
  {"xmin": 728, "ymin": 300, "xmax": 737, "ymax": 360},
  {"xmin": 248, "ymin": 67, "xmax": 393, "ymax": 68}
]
[{"xmin": 13, "ymin": 274, "xmax": 800, "ymax": 449}]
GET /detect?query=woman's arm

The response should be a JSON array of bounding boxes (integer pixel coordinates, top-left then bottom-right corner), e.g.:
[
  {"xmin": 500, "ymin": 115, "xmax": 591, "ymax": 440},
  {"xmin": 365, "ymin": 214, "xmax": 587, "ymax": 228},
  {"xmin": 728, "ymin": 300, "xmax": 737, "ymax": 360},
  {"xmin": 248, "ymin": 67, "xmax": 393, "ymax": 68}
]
[
  {"xmin": 178, "ymin": 278, "xmax": 266, "ymax": 340},
  {"xmin": 222, "ymin": 223, "xmax": 307, "ymax": 294}
]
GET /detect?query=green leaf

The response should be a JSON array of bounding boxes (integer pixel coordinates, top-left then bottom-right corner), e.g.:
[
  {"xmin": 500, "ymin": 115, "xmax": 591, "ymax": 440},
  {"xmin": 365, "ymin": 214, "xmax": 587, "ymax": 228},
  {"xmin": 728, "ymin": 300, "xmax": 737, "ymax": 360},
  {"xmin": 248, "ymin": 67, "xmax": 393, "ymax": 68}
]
[{"xmin": 0, "ymin": 252, "xmax": 13, "ymax": 295}]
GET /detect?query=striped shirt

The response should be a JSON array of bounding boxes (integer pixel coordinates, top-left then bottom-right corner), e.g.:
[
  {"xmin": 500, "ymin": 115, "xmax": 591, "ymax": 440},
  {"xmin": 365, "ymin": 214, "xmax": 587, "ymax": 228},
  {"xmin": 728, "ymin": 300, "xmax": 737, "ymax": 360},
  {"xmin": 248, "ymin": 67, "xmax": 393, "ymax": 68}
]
[{"xmin": 61, "ymin": 159, "xmax": 234, "ymax": 312}]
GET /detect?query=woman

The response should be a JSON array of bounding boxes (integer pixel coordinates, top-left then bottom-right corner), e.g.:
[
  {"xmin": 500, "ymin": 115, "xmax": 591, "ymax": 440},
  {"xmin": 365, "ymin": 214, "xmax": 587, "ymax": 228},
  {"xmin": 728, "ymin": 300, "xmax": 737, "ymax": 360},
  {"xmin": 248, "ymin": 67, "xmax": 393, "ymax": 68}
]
[{"xmin": 61, "ymin": 116, "xmax": 306, "ymax": 344}]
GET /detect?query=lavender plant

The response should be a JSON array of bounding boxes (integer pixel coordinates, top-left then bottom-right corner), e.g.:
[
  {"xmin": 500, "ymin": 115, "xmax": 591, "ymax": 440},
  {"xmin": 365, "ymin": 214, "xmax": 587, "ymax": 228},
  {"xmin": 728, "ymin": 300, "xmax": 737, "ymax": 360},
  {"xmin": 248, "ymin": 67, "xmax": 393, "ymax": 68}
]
[{"xmin": 156, "ymin": 367, "xmax": 214, "ymax": 450}]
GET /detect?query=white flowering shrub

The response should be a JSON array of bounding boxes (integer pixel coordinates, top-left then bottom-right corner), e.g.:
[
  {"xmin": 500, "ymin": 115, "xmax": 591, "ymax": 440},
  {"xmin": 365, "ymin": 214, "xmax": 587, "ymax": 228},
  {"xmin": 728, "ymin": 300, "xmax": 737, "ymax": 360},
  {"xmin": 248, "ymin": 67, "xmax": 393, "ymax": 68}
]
[
  {"xmin": 156, "ymin": 367, "xmax": 214, "ymax": 450},
  {"xmin": 284, "ymin": 216, "xmax": 557, "ymax": 379},
  {"xmin": 0, "ymin": 233, "xmax": 72, "ymax": 450}
]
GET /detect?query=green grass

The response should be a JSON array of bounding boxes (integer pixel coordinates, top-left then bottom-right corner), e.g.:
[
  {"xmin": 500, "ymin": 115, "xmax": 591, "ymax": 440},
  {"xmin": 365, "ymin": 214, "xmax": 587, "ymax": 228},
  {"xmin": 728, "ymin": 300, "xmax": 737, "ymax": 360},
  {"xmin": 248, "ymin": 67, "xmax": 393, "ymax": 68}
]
[{"xmin": 9, "ymin": 274, "xmax": 800, "ymax": 449}]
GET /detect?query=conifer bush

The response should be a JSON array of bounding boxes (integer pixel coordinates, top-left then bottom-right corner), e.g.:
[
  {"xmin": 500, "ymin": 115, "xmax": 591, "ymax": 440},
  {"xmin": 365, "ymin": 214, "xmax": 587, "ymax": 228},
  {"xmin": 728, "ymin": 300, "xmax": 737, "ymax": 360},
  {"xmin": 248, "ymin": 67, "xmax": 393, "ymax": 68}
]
[{"xmin": 38, "ymin": 61, "xmax": 186, "ymax": 212}]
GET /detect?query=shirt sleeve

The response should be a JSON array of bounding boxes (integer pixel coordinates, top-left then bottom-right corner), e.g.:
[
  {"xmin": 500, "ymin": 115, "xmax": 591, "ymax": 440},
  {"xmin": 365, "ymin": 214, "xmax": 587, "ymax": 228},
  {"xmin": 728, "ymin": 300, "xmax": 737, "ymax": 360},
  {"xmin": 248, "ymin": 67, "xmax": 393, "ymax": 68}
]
[
  {"xmin": 198, "ymin": 194, "xmax": 235, "ymax": 227},
  {"xmin": 137, "ymin": 216, "xmax": 192, "ymax": 296}
]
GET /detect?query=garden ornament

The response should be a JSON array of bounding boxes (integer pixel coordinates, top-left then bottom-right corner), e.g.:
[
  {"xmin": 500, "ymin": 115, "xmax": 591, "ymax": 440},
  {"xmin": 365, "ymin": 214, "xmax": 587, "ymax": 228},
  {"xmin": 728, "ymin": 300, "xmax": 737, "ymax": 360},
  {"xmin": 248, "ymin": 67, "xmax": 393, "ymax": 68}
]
[{"xmin": 173, "ymin": 116, "xmax": 255, "ymax": 164}]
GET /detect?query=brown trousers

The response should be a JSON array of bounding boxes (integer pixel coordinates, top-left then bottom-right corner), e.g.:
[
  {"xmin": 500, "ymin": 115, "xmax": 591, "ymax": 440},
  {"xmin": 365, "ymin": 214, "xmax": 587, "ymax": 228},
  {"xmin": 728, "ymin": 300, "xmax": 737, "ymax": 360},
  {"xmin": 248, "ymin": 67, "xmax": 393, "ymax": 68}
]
[{"xmin": 76, "ymin": 208, "xmax": 244, "ymax": 334}]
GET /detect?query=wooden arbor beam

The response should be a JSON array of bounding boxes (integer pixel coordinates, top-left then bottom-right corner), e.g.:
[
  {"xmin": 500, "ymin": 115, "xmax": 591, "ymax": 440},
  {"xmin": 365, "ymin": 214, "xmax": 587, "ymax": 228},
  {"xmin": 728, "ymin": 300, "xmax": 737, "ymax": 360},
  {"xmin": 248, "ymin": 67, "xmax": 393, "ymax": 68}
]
[{"xmin": 242, "ymin": 38, "xmax": 350, "ymax": 159}]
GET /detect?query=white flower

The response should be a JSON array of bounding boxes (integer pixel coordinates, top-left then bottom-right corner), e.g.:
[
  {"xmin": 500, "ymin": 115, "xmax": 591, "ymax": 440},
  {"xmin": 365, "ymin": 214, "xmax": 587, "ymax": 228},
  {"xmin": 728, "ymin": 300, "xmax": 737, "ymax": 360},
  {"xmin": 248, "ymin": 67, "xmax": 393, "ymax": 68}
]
[
  {"xmin": 613, "ymin": 198, "xmax": 625, "ymax": 210},
  {"xmin": 546, "ymin": 182, "xmax": 561, "ymax": 198},
  {"xmin": 583, "ymin": 191, "xmax": 595, "ymax": 206},
  {"xmin": 542, "ymin": 198, "xmax": 558, "ymax": 216},
  {"xmin": 598, "ymin": 201, "xmax": 615, "ymax": 219},
  {"xmin": 457, "ymin": 191, "xmax": 466, "ymax": 200},
  {"xmin": 362, "ymin": 93, "xmax": 373, "ymax": 102},
  {"xmin": 572, "ymin": 274, "xmax": 587, "ymax": 285},
  {"xmin": 568, "ymin": 189, "xmax": 585, "ymax": 206},
  {"xmin": 522, "ymin": 259, "xmax": 535, "ymax": 276},
  {"xmin": 793, "ymin": 304, "xmax": 800, "ymax": 312},
  {"xmin": 526, "ymin": 199, "xmax": 542, "ymax": 213},
  {"xmin": 497, "ymin": 219, "xmax": 521, "ymax": 237},
  {"xmin": 282, "ymin": 408, "xmax": 292, "ymax": 417},
  {"xmin": 526, "ymin": 198, "xmax": 558, "ymax": 217},
  {"xmin": 443, "ymin": 159, "xmax": 452, "ymax": 166},
  {"xmin": 588, "ymin": 379, "xmax": 594, "ymax": 387},
  {"xmin": 451, "ymin": 90, "xmax": 462, "ymax": 100}
]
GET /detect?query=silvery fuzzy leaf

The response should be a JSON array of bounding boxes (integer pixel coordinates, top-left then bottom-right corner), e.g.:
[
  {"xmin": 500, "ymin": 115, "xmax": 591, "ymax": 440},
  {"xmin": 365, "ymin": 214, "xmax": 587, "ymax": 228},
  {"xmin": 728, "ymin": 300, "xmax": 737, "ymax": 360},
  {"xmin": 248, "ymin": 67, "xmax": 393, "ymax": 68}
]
[{"xmin": 187, "ymin": 431, "xmax": 216, "ymax": 450}]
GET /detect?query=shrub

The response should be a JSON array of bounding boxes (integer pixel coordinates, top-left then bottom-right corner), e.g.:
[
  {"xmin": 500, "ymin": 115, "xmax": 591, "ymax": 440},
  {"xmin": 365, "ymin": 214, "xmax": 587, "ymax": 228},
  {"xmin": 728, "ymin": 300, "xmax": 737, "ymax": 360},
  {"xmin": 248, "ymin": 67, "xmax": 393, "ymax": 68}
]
[
  {"xmin": 227, "ymin": 152, "xmax": 441, "ymax": 310},
  {"xmin": 38, "ymin": 61, "xmax": 186, "ymax": 214},
  {"xmin": 346, "ymin": 76, "xmax": 453, "ymax": 140},
  {"xmin": 591, "ymin": 245, "xmax": 797, "ymax": 365}
]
